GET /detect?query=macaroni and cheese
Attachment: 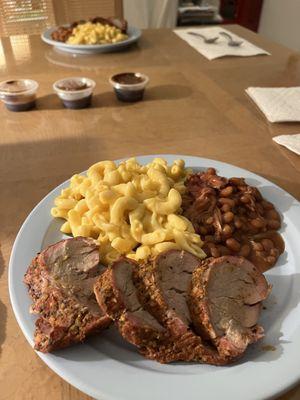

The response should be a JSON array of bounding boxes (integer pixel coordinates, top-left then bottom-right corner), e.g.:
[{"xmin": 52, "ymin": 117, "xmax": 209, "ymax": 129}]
[
  {"xmin": 67, "ymin": 22, "xmax": 128, "ymax": 45},
  {"xmin": 51, "ymin": 158, "xmax": 206, "ymax": 264}
]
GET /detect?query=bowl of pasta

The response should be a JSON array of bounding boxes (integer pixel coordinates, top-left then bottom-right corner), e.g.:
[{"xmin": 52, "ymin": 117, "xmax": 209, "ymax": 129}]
[
  {"xmin": 41, "ymin": 17, "xmax": 141, "ymax": 54},
  {"xmin": 8, "ymin": 155, "xmax": 300, "ymax": 400}
]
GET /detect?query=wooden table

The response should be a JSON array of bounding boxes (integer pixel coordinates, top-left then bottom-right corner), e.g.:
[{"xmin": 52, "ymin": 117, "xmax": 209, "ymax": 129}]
[{"xmin": 1, "ymin": 25, "xmax": 300, "ymax": 400}]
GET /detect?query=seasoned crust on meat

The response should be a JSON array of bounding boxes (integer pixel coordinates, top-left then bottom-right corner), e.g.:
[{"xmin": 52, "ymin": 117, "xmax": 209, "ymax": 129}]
[
  {"xmin": 27, "ymin": 235, "xmax": 271, "ymax": 364},
  {"xmin": 95, "ymin": 251, "xmax": 265, "ymax": 365},
  {"xmin": 189, "ymin": 256, "xmax": 271, "ymax": 358},
  {"xmin": 139, "ymin": 250, "xmax": 237, "ymax": 364},
  {"xmin": 24, "ymin": 237, "xmax": 110, "ymax": 352},
  {"xmin": 94, "ymin": 258, "xmax": 168, "ymax": 350}
]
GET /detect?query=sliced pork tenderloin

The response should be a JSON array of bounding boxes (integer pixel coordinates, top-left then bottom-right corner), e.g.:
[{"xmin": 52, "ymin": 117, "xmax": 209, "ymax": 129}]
[
  {"xmin": 143, "ymin": 250, "xmax": 237, "ymax": 364},
  {"xmin": 24, "ymin": 237, "xmax": 111, "ymax": 352},
  {"xmin": 94, "ymin": 255, "xmax": 231, "ymax": 365},
  {"xmin": 96, "ymin": 251, "xmax": 234, "ymax": 364},
  {"xmin": 94, "ymin": 250, "xmax": 270, "ymax": 365},
  {"xmin": 94, "ymin": 258, "xmax": 168, "ymax": 350},
  {"xmin": 189, "ymin": 256, "xmax": 271, "ymax": 358}
]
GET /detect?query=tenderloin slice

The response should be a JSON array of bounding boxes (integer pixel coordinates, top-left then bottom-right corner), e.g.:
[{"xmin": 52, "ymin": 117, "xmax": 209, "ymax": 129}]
[
  {"xmin": 24, "ymin": 237, "xmax": 111, "ymax": 352},
  {"xmin": 107, "ymin": 17, "xmax": 128, "ymax": 33},
  {"xmin": 94, "ymin": 256, "xmax": 231, "ymax": 365},
  {"xmin": 94, "ymin": 251, "xmax": 270, "ymax": 365},
  {"xmin": 189, "ymin": 256, "xmax": 271, "ymax": 358},
  {"xmin": 151, "ymin": 250, "xmax": 202, "ymax": 334},
  {"xmin": 136, "ymin": 250, "xmax": 237, "ymax": 365},
  {"xmin": 89, "ymin": 17, "xmax": 128, "ymax": 33},
  {"xmin": 94, "ymin": 258, "xmax": 167, "ymax": 350}
]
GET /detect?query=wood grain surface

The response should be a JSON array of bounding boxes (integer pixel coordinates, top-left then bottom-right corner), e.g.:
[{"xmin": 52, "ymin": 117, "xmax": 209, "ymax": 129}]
[{"xmin": 0, "ymin": 25, "xmax": 300, "ymax": 400}]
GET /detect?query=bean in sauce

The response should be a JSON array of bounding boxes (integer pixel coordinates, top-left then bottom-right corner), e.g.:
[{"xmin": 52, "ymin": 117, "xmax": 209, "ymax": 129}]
[{"xmin": 182, "ymin": 168, "xmax": 285, "ymax": 271}]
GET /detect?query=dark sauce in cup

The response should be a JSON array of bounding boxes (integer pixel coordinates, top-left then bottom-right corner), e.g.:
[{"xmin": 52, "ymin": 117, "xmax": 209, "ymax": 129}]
[
  {"xmin": 113, "ymin": 73, "xmax": 144, "ymax": 85},
  {"xmin": 53, "ymin": 77, "xmax": 95, "ymax": 109},
  {"xmin": 5, "ymin": 98, "xmax": 36, "ymax": 111},
  {"xmin": 110, "ymin": 72, "xmax": 149, "ymax": 102},
  {"xmin": 0, "ymin": 79, "xmax": 38, "ymax": 111},
  {"xmin": 61, "ymin": 95, "xmax": 92, "ymax": 109},
  {"xmin": 4, "ymin": 80, "xmax": 28, "ymax": 92},
  {"xmin": 57, "ymin": 81, "xmax": 89, "ymax": 91}
]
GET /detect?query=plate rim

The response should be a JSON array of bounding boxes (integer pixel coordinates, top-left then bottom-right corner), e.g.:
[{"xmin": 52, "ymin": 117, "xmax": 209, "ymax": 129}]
[{"xmin": 8, "ymin": 154, "xmax": 300, "ymax": 400}]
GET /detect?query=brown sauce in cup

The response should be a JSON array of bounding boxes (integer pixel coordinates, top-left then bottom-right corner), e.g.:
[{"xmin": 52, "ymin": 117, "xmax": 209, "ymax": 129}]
[
  {"xmin": 57, "ymin": 81, "xmax": 89, "ymax": 91},
  {"xmin": 112, "ymin": 73, "xmax": 144, "ymax": 85},
  {"xmin": 110, "ymin": 72, "xmax": 148, "ymax": 102},
  {"xmin": 62, "ymin": 95, "xmax": 92, "ymax": 109},
  {"xmin": 0, "ymin": 79, "xmax": 38, "ymax": 111},
  {"xmin": 1, "ymin": 80, "xmax": 29, "ymax": 93}
]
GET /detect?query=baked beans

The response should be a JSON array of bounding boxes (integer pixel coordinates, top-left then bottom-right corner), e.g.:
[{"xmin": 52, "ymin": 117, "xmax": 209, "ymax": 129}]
[{"xmin": 183, "ymin": 169, "xmax": 285, "ymax": 271}]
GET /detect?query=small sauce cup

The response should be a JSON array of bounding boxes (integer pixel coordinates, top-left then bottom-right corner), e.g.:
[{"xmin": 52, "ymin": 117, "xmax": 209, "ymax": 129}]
[
  {"xmin": 109, "ymin": 72, "xmax": 149, "ymax": 102},
  {"xmin": 0, "ymin": 79, "xmax": 38, "ymax": 111},
  {"xmin": 53, "ymin": 77, "xmax": 96, "ymax": 109}
]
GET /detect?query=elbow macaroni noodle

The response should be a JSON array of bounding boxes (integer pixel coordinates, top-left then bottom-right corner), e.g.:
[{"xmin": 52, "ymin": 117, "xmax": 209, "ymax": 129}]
[
  {"xmin": 67, "ymin": 22, "xmax": 128, "ymax": 45},
  {"xmin": 51, "ymin": 158, "xmax": 206, "ymax": 264}
]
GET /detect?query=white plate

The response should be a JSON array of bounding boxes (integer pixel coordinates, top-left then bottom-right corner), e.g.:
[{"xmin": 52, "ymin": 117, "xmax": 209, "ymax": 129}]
[
  {"xmin": 41, "ymin": 26, "xmax": 141, "ymax": 54},
  {"xmin": 9, "ymin": 155, "xmax": 300, "ymax": 400}
]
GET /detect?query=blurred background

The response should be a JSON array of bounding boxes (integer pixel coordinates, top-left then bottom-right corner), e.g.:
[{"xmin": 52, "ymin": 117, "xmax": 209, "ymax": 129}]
[{"xmin": 0, "ymin": 0, "xmax": 299, "ymax": 51}]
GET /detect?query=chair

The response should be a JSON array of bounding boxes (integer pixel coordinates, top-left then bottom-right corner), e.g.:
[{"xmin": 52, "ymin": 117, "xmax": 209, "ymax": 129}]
[
  {"xmin": 53, "ymin": 0, "xmax": 123, "ymax": 25},
  {"xmin": 0, "ymin": 0, "xmax": 123, "ymax": 37}
]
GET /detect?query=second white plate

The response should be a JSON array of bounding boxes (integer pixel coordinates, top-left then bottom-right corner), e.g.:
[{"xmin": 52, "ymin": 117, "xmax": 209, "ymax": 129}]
[{"xmin": 41, "ymin": 25, "xmax": 141, "ymax": 54}]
